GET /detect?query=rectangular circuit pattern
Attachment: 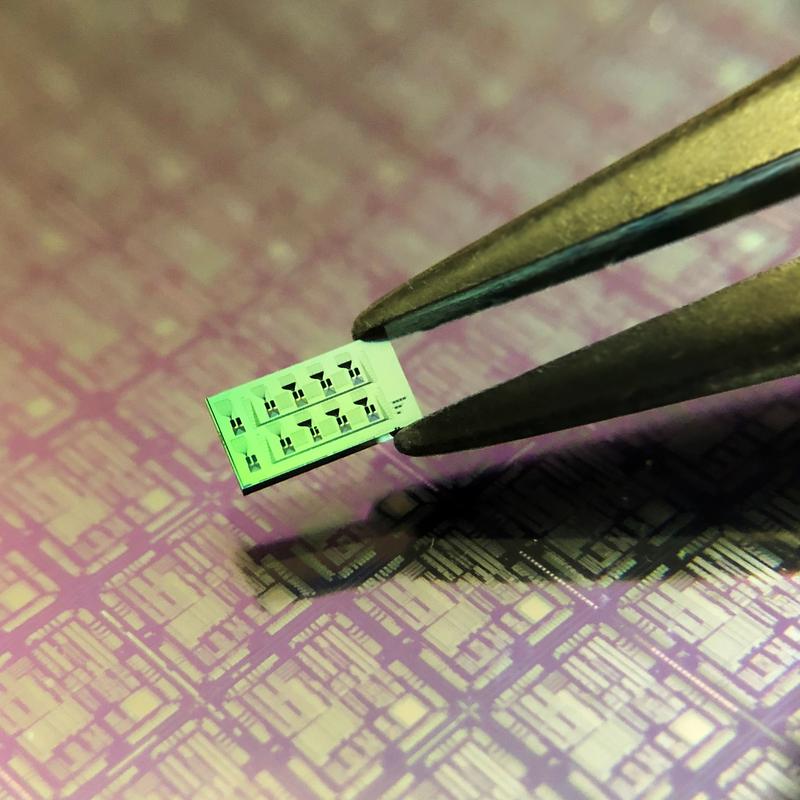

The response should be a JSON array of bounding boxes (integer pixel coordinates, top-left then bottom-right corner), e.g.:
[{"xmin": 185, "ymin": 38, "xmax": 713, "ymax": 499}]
[
  {"xmin": 207, "ymin": 341, "xmax": 421, "ymax": 492},
  {"xmin": 0, "ymin": 3, "xmax": 799, "ymax": 799}
]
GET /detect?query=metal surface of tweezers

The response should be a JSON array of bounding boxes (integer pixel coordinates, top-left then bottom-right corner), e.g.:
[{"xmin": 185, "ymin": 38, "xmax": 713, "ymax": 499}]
[{"xmin": 352, "ymin": 55, "xmax": 800, "ymax": 456}]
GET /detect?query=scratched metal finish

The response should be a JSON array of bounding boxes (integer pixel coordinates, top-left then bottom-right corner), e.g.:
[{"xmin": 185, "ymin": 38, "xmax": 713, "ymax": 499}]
[{"xmin": 0, "ymin": 2, "xmax": 798, "ymax": 799}]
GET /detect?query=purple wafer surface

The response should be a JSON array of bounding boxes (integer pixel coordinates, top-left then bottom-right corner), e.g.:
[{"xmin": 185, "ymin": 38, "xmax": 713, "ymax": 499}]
[{"xmin": 0, "ymin": 2, "xmax": 798, "ymax": 798}]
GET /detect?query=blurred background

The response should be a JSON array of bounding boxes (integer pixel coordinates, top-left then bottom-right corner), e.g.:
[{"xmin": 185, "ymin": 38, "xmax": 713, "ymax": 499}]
[{"xmin": 1, "ymin": 2, "xmax": 799, "ymax": 799}]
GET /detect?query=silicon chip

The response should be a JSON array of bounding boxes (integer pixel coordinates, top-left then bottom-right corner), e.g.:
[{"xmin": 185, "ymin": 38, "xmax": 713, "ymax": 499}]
[{"xmin": 206, "ymin": 340, "xmax": 421, "ymax": 494}]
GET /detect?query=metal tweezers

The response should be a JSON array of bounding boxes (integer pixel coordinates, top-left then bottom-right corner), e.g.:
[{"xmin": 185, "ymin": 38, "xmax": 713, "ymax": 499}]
[{"xmin": 352, "ymin": 56, "xmax": 800, "ymax": 456}]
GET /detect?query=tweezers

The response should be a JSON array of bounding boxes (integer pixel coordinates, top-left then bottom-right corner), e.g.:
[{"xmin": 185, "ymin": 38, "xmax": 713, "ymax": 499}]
[{"xmin": 352, "ymin": 55, "xmax": 800, "ymax": 456}]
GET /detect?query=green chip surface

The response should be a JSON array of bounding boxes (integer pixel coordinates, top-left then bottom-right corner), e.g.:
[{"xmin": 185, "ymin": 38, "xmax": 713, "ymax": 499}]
[{"xmin": 206, "ymin": 340, "xmax": 421, "ymax": 493}]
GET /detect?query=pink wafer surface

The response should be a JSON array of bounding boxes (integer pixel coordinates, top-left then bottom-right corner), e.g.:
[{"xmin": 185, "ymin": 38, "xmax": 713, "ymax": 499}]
[{"xmin": 1, "ymin": 2, "xmax": 799, "ymax": 798}]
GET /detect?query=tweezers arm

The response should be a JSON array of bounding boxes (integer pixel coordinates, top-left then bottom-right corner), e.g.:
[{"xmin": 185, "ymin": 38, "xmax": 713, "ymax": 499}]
[
  {"xmin": 354, "ymin": 56, "xmax": 800, "ymax": 340},
  {"xmin": 394, "ymin": 257, "xmax": 800, "ymax": 455}
]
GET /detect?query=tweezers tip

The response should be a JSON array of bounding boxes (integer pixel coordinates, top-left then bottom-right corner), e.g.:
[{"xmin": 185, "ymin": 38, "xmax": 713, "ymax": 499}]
[
  {"xmin": 351, "ymin": 315, "xmax": 388, "ymax": 341},
  {"xmin": 392, "ymin": 427, "xmax": 416, "ymax": 455},
  {"xmin": 393, "ymin": 422, "xmax": 435, "ymax": 456}
]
